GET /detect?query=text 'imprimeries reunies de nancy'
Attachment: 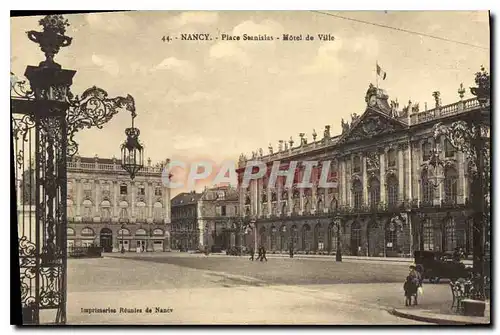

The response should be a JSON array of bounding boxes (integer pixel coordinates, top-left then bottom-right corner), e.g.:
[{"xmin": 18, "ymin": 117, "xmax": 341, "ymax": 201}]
[{"xmin": 80, "ymin": 307, "xmax": 173, "ymax": 315}]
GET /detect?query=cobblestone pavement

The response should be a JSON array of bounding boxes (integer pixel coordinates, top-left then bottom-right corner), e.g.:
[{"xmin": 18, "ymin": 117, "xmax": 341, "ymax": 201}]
[{"xmin": 67, "ymin": 255, "xmax": 448, "ymax": 325}]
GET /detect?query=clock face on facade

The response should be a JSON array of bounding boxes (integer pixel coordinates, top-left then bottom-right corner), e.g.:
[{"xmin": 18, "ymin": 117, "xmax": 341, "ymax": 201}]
[{"xmin": 369, "ymin": 95, "xmax": 377, "ymax": 107}]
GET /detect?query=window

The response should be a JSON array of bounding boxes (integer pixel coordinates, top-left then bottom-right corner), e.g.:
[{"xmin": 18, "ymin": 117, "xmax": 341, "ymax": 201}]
[
  {"xmin": 153, "ymin": 203, "xmax": 163, "ymax": 220},
  {"xmin": 234, "ymin": 206, "xmax": 238, "ymax": 215},
  {"xmin": 119, "ymin": 208, "xmax": 128, "ymax": 219},
  {"xmin": 353, "ymin": 180, "xmax": 363, "ymax": 209},
  {"xmin": 137, "ymin": 185, "xmax": 145, "ymax": 196},
  {"xmin": 422, "ymin": 142, "xmax": 432, "ymax": 161},
  {"xmin": 81, "ymin": 227, "xmax": 95, "ymax": 236},
  {"xmin": 368, "ymin": 178, "xmax": 380, "ymax": 208},
  {"xmin": 421, "ymin": 171, "xmax": 434, "ymax": 204},
  {"xmin": 67, "ymin": 182, "xmax": 73, "ymax": 197},
  {"xmin": 444, "ymin": 168, "xmax": 458, "ymax": 204},
  {"xmin": 387, "ymin": 176, "xmax": 398, "ymax": 207},
  {"xmin": 387, "ymin": 149, "xmax": 397, "ymax": 167},
  {"xmin": 423, "ymin": 219, "xmax": 434, "ymax": 251},
  {"xmin": 444, "ymin": 139, "xmax": 455, "ymax": 158},
  {"xmin": 102, "ymin": 183, "xmax": 110, "ymax": 192},
  {"xmin": 221, "ymin": 205, "xmax": 226, "ymax": 216},
  {"xmin": 155, "ymin": 186, "xmax": 162, "ymax": 196},
  {"xmin": 353, "ymin": 156, "xmax": 361, "ymax": 173},
  {"xmin": 386, "ymin": 226, "xmax": 398, "ymax": 251},
  {"xmin": 83, "ymin": 182, "xmax": 92, "ymax": 198},
  {"xmin": 215, "ymin": 206, "xmax": 222, "ymax": 216},
  {"xmin": 136, "ymin": 202, "xmax": 146, "ymax": 221},
  {"xmin": 120, "ymin": 184, "xmax": 128, "ymax": 195},
  {"xmin": 270, "ymin": 227, "xmax": 277, "ymax": 250}
]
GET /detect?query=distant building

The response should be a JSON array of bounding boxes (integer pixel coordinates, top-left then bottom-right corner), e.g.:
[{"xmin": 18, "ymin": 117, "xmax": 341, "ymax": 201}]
[
  {"xmin": 66, "ymin": 155, "xmax": 171, "ymax": 252},
  {"xmin": 170, "ymin": 186, "xmax": 239, "ymax": 251}
]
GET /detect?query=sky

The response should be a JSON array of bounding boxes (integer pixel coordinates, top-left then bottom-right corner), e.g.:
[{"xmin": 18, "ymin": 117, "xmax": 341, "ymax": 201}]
[{"xmin": 10, "ymin": 11, "xmax": 490, "ymax": 195}]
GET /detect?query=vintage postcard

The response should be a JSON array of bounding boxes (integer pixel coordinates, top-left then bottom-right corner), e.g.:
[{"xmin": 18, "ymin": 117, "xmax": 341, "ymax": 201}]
[{"xmin": 10, "ymin": 10, "xmax": 490, "ymax": 326}]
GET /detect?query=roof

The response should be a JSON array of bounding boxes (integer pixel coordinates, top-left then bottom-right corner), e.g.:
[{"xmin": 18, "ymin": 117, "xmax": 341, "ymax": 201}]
[{"xmin": 171, "ymin": 192, "xmax": 202, "ymax": 206}]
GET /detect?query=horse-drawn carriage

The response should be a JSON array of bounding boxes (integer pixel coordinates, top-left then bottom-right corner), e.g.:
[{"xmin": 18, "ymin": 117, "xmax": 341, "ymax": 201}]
[{"xmin": 414, "ymin": 251, "xmax": 472, "ymax": 283}]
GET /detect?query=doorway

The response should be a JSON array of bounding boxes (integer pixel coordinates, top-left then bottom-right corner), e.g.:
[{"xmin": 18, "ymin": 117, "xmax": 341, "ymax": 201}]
[
  {"xmin": 351, "ymin": 221, "xmax": 362, "ymax": 256},
  {"xmin": 99, "ymin": 228, "xmax": 113, "ymax": 253}
]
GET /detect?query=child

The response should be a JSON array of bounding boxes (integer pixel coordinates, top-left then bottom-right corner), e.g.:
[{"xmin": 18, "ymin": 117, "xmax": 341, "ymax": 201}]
[{"xmin": 403, "ymin": 275, "xmax": 418, "ymax": 306}]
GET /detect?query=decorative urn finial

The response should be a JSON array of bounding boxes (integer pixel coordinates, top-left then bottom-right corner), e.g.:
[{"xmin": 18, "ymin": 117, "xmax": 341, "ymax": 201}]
[{"xmin": 26, "ymin": 15, "xmax": 72, "ymax": 68}]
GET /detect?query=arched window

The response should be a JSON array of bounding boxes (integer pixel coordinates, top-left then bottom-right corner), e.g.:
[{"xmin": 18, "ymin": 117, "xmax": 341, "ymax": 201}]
[
  {"xmin": 317, "ymin": 195, "xmax": 324, "ymax": 212},
  {"xmin": 387, "ymin": 176, "xmax": 399, "ymax": 207},
  {"xmin": 136, "ymin": 201, "xmax": 146, "ymax": 221},
  {"xmin": 117, "ymin": 228, "xmax": 130, "ymax": 236},
  {"xmin": 328, "ymin": 223, "xmax": 338, "ymax": 252},
  {"xmin": 67, "ymin": 227, "xmax": 75, "ymax": 236},
  {"xmin": 444, "ymin": 167, "xmax": 458, "ymax": 204},
  {"xmin": 153, "ymin": 202, "xmax": 163, "ymax": 221},
  {"xmin": 423, "ymin": 219, "xmax": 434, "ymax": 251},
  {"xmin": 291, "ymin": 225, "xmax": 298, "ymax": 249},
  {"xmin": 385, "ymin": 222, "xmax": 398, "ymax": 252},
  {"xmin": 301, "ymin": 224, "xmax": 312, "ymax": 251},
  {"xmin": 368, "ymin": 178, "xmax": 380, "ymax": 208},
  {"xmin": 445, "ymin": 217, "xmax": 456, "ymax": 252},
  {"xmin": 314, "ymin": 223, "xmax": 323, "ymax": 251},
  {"xmin": 352, "ymin": 180, "xmax": 363, "ymax": 209},
  {"xmin": 119, "ymin": 201, "xmax": 129, "ymax": 222},
  {"xmin": 387, "ymin": 149, "xmax": 397, "ymax": 168},
  {"xmin": 100, "ymin": 200, "xmax": 111, "ymax": 221},
  {"xmin": 135, "ymin": 228, "xmax": 147, "ymax": 236},
  {"xmin": 81, "ymin": 227, "xmax": 95, "ymax": 236},
  {"xmin": 279, "ymin": 225, "xmax": 287, "ymax": 250},
  {"xmin": 353, "ymin": 156, "xmax": 361, "ymax": 173},
  {"xmin": 421, "ymin": 170, "xmax": 434, "ymax": 205},
  {"xmin": 82, "ymin": 199, "xmax": 93, "ymax": 220},
  {"xmin": 153, "ymin": 228, "xmax": 164, "ymax": 236},
  {"xmin": 270, "ymin": 226, "xmax": 277, "ymax": 250}
]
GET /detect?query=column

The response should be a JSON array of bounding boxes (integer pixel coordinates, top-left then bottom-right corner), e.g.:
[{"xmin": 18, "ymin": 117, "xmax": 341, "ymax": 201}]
[
  {"xmin": 406, "ymin": 142, "xmax": 413, "ymax": 202},
  {"xmin": 113, "ymin": 181, "xmax": 118, "ymax": 220},
  {"xmin": 341, "ymin": 160, "xmax": 347, "ymax": 207},
  {"xmin": 148, "ymin": 182, "xmax": 153, "ymax": 223},
  {"xmin": 75, "ymin": 178, "xmax": 81, "ymax": 219},
  {"xmin": 379, "ymin": 150, "xmax": 386, "ymax": 203},
  {"xmin": 267, "ymin": 181, "xmax": 271, "ymax": 217},
  {"xmin": 416, "ymin": 140, "xmax": 423, "ymax": 204},
  {"xmin": 94, "ymin": 180, "xmax": 100, "ymax": 220},
  {"xmin": 362, "ymin": 154, "xmax": 368, "ymax": 206},
  {"xmin": 458, "ymin": 151, "xmax": 466, "ymax": 204},
  {"xmin": 345, "ymin": 159, "xmax": 352, "ymax": 207},
  {"xmin": 398, "ymin": 145, "xmax": 405, "ymax": 203},
  {"xmin": 130, "ymin": 181, "xmax": 135, "ymax": 222},
  {"xmin": 288, "ymin": 183, "xmax": 293, "ymax": 215}
]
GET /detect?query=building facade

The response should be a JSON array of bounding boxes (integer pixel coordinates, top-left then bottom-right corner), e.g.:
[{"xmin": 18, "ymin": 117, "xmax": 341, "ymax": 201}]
[
  {"xmin": 170, "ymin": 191, "xmax": 202, "ymax": 250},
  {"xmin": 237, "ymin": 83, "xmax": 490, "ymax": 257},
  {"xmin": 66, "ymin": 156, "xmax": 171, "ymax": 252},
  {"xmin": 170, "ymin": 186, "xmax": 240, "ymax": 251}
]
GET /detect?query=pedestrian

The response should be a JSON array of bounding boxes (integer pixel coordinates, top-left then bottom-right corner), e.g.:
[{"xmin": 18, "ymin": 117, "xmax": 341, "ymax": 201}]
[
  {"xmin": 261, "ymin": 246, "xmax": 268, "ymax": 262},
  {"xmin": 289, "ymin": 243, "xmax": 294, "ymax": 258},
  {"xmin": 408, "ymin": 265, "xmax": 422, "ymax": 305},
  {"xmin": 257, "ymin": 246, "xmax": 262, "ymax": 261},
  {"xmin": 249, "ymin": 247, "xmax": 255, "ymax": 261},
  {"xmin": 403, "ymin": 275, "xmax": 417, "ymax": 306}
]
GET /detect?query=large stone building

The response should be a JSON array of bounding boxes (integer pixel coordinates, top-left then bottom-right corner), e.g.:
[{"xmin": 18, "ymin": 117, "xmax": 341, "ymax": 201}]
[
  {"xmin": 66, "ymin": 155, "xmax": 171, "ymax": 252},
  {"xmin": 237, "ymin": 83, "xmax": 490, "ymax": 257},
  {"xmin": 170, "ymin": 186, "xmax": 239, "ymax": 251}
]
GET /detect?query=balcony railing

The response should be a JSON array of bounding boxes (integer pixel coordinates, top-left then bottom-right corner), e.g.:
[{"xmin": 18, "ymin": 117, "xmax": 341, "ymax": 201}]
[
  {"xmin": 67, "ymin": 161, "xmax": 163, "ymax": 174},
  {"xmin": 409, "ymin": 98, "xmax": 486, "ymax": 125}
]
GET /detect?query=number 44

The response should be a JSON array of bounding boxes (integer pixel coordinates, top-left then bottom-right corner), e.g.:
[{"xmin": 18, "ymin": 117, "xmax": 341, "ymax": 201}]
[{"xmin": 161, "ymin": 36, "xmax": 171, "ymax": 42}]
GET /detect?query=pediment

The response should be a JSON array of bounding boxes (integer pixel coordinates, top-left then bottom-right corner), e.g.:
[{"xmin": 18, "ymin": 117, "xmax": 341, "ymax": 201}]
[{"xmin": 339, "ymin": 108, "xmax": 408, "ymax": 144}]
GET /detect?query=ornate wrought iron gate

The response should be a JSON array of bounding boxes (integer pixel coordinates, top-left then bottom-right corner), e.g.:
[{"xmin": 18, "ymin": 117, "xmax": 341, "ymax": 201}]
[{"xmin": 12, "ymin": 15, "xmax": 141, "ymax": 325}]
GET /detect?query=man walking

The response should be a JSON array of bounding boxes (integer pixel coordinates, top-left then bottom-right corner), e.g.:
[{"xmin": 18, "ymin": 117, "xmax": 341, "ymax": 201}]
[
  {"xmin": 289, "ymin": 242, "xmax": 294, "ymax": 258},
  {"xmin": 249, "ymin": 246, "xmax": 255, "ymax": 261}
]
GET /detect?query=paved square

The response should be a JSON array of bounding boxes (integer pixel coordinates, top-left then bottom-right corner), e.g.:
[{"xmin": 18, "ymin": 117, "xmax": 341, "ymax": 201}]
[{"xmin": 67, "ymin": 253, "xmax": 451, "ymax": 324}]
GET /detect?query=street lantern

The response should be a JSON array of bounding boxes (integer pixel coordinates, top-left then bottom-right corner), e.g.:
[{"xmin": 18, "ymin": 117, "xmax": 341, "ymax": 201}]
[{"xmin": 120, "ymin": 106, "xmax": 144, "ymax": 180}]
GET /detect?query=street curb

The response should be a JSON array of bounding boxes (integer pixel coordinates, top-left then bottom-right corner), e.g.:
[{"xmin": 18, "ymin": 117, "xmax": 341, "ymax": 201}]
[{"xmin": 390, "ymin": 308, "xmax": 490, "ymax": 325}]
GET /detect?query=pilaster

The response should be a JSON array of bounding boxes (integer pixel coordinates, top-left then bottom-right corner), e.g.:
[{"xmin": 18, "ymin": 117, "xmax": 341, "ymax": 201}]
[
  {"xmin": 379, "ymin": 150, "xmax": 386, "ymax": 203},
  {"xmin": 75, "ymin": 178, "xmax": 81, "ymax": 220},
  {"xmin": 398, "ymin": 145, "xmax": 405, "ymax": 202},
  {"xmin": 362, "ymin": 154, "xmax": 368, "ymax": 206}
]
